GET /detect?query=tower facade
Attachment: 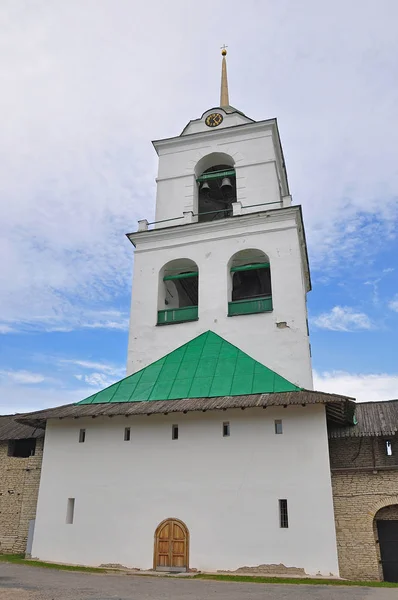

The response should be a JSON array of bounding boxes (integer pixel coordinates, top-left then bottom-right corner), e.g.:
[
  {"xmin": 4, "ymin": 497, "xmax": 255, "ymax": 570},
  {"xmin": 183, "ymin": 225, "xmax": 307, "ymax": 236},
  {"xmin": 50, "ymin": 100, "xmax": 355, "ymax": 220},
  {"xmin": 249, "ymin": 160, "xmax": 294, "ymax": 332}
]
[
  {"xmin": 127, "ymin": 52, "xmax": 312, "ymax": 389},
  {"xmin": 29, "ymin": 52, "xmax": 351, "ymax": 577}
]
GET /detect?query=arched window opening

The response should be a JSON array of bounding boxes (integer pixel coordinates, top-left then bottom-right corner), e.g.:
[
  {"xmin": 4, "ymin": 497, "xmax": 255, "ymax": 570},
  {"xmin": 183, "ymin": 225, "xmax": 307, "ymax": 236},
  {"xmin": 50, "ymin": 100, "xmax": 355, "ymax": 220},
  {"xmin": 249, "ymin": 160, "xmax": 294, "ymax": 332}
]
[
  {"xmin": 197, "ymin": 164, "xmax": 236, "ymax": 222},
  {"xmin": 158, "ymin": 259, "xmax": 199, "ymax": 325},
  {"xmin": 228, "ymin": 250, "xmax": 273, "ymax": 317}
]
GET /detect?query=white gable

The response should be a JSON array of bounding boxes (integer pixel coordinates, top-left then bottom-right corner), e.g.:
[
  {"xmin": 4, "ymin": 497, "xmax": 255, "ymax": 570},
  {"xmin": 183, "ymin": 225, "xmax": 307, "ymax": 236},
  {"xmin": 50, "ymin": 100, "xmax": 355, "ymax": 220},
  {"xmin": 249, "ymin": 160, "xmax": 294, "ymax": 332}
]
[{"xmin": 181, "ymin": 106, "xmax": 254, "ymax": 136}]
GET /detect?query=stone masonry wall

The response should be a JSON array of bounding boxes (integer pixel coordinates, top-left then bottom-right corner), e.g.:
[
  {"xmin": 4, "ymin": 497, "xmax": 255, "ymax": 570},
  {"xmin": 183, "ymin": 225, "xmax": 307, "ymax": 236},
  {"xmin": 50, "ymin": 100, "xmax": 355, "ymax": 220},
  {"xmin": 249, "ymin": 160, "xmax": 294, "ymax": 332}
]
[
  {"xmin": 329, "ymin": 436, "xmax": 398, "ymax": 470},
  {"xmin": 0, "ymin": 438, "xmax": 44, "ymax": 554},
  {"xmin": 330, "ymin": 435, "xmax": 398, "ymax": 581}
]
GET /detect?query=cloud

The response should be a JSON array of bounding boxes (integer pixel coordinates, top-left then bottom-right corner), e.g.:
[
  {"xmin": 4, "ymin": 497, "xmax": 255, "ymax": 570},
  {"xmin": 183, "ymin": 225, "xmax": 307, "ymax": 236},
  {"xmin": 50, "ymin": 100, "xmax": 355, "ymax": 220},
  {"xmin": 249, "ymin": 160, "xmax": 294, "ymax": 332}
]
[
  {"xmin": 312, "ymin": 306, "xmax": 373, "ymax": 331},
  {"xmin": 59, "ymin": 357, "xmax": 125, "ymax": 390},
  {"xmin": 60, "ymin": 358, "xmax": 125, "ymax": 378},
  {"xmin": 82, "ymin": 320, "xmax": 129, "ymax": 332},
  {"xmin": 82, "ymin": 373, "xmax": 113, "ymax": 388},
  {"xmin": 0, "ymin": 325, "xmax": 16, "ymax": 334},
  {"xmin": 388, "ymin": 295, "xmax": 398, "ymax": 312},
  {"xmin": 0, "ymin": 370, "xmax": 46, "ymax": 385},
  {"xmin": 0, "ymin": 383, "xmax": 90, "ymax": 415},
  {"xmin": 0, "ymin": 311, "xmax": 129, "ymax": 335},
  {"xmin": 0, "ymin": 1, "xmax": 397, "ymax": 335},
  {"xmin": 1, "ymin": 1, "xmax": 398, "ymax": 413},
  {"xmin": 314, "ymin": 370, "xmax": 398, "ymax": 402}
]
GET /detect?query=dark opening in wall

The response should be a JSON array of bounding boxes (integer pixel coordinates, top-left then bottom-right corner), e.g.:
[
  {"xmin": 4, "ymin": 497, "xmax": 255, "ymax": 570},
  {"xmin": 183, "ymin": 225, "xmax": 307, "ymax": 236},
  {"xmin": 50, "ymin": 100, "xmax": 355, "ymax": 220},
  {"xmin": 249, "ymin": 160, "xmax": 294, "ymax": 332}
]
[
  {"xmin": 223, "ymin": 422, "xmax": 230, "ymax": 437},
  {"xmin": 232, "ymin": 265, "xmax": 272, "ymax": 302},
  {"xmin": 279, "ymin": 499, "xmax": 289, "ymax": 528},
  {"xmin": 159, "ymin": 259, "xmax": 200, "ymax": 326},
  {"xmin": 8, "ymin": 438, "xmax": 36, "ymax": 458},
  {"xmin": 165, "ymin": 273, "xmax": 198, "ymax": 308},
  {"xmin": 198, "ymin": 164, "xmax": 236, "ymax": 222},
  {"xmin": 172, "ymin": 424, "xmax": 179, "ymax": 440}
]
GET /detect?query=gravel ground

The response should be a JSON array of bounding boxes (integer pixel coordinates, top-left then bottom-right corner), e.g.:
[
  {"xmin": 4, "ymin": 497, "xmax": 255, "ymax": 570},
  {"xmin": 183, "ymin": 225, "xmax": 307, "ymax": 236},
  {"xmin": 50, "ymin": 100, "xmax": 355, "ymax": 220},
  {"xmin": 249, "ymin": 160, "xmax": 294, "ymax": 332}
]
[{"xmin": 0, "ymin": 562, "xmax": 397, "ymax": 600}]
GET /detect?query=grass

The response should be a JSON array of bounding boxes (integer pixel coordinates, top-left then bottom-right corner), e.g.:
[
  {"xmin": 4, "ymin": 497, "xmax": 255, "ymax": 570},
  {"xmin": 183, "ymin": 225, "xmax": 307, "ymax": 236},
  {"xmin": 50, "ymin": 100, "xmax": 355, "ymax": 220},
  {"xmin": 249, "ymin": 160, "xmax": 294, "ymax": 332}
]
[
  {"xmin": 193, "ymin": 573, "xmax": 398, "ymax": 587},
  {"xmin": 0, "ymin": 554, "xmax": 115, "ymax": 573},
  {"xmin": 1, "ymin": 555, "xmax": 397, "ymax": 587}
]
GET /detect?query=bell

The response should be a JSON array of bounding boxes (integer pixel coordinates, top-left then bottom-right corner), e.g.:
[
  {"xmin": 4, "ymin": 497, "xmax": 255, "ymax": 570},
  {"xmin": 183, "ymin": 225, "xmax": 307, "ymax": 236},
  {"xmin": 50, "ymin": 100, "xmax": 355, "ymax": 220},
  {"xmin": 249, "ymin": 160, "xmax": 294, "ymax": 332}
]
[
  {"xmin": 201, "ymin": 181, "xmax": 210, "ymax": 192},
  {"xmin": 221, "ymin": 177, "xmax": 232, "ymax": 190}
]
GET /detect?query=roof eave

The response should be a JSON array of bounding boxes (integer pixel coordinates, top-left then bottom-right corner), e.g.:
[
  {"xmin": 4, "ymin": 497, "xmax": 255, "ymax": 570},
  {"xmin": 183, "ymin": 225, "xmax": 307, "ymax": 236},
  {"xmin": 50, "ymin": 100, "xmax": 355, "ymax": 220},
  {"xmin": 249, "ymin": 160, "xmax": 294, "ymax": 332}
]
[{"xmin": 16, "ymin": 390, "xmax": 356, "ymax": 429}]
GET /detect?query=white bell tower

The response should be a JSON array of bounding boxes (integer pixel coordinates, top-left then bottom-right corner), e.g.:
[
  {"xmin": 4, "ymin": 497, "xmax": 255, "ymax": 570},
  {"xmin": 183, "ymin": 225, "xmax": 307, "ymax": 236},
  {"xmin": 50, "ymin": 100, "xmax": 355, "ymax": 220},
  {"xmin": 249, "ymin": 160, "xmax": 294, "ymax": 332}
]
[{"xmin": 127, "ymin": 49, "xmax": 313, "ymax": 389}]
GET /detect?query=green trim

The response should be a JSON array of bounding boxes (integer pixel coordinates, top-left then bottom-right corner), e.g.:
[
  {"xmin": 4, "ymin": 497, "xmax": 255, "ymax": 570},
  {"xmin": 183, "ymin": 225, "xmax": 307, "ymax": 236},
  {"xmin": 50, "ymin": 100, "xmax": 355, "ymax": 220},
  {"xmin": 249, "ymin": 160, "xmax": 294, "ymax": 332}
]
[
  {"xmin": 157, "ymin": 306, "xmax": 198, "ymax": 325},
  {"xmin": 163, "ymin": 272, "xmax": 198, "ymax": 281},
  {"xmin": 76, "ymin": 331, "xmax": 300, "ymax": 405},
  {"xmin": 228, "ymin": 296, "xmax": 273, "ymax": 316},
  {"xmin": 230, "ymin": 262, "xmax": 270, "ymax": 273},
  {"xmin": 196, "ymin": 169, "xmax": 235, "ymax": 182}
]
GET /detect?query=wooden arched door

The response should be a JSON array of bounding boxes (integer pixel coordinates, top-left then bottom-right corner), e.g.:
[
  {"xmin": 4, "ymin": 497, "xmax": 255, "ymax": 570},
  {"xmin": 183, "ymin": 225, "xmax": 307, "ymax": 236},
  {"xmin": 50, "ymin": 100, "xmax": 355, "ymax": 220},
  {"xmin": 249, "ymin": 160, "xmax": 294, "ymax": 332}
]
[{"xmin": 154, "ymin": 518, "xmax": 189, "ymax": 572}]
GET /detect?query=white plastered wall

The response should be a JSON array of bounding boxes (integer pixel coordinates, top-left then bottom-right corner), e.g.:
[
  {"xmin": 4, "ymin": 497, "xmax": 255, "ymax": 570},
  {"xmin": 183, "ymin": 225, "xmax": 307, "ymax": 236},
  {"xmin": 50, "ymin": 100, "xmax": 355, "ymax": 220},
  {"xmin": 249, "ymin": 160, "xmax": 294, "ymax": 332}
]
[
  {"xmin": 127, "ymin": 209, "xmax": 313, "ymax": 389},
  {"xmin": 31, "ymin": 405, "xmax": 339, "ymax": 575},
  {"xmin": 153, "ymin": 119, "xmax": 287, "ymax": 225}
]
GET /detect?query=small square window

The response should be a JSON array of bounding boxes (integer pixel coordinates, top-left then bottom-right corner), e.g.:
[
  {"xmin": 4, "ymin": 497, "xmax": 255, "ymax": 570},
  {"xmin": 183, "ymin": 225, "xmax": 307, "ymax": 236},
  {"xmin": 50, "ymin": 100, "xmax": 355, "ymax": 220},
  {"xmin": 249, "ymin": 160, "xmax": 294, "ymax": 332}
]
[
  {"xmin": 124, "ymin": 427, "xmax": 131, "ymax": 441},
  {"xmin": 172, "ymin": 425, "xmax": 179, "ymax": 440},
  {"xmin": 223, "ymin": 422, "xmax": 230, "ymax": 437},
  {"xmin": 279, "ymin": 499, "xmax": 288, "ymax": 528},
  {"xmin": 386, "ymin": 440, "xmax": 393, "ymax": 456},
  {"xmin": 79, "ymin": 429, "xmax": 86, "ymax": 443},
  {"xmin": 275, "ymin": 420, "xmax": 283, "ymax": 434}
]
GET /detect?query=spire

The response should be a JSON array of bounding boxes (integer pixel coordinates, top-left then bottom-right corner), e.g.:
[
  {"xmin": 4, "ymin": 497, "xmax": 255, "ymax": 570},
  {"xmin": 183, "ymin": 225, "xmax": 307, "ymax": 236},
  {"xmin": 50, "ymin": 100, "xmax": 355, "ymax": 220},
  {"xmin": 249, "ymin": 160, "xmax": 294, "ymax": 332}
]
[{"xmin": 220, "ymin": 45, "xmax": 229, "ymax": 107}]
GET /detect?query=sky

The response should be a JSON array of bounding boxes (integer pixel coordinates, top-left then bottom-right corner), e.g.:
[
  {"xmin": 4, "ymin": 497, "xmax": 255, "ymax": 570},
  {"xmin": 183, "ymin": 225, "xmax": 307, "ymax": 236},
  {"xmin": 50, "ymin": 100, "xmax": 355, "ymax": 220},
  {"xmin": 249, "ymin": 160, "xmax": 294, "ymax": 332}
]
[{"xmin": 0, "ymin": 0, "xmax": 397, "ymax": 414}]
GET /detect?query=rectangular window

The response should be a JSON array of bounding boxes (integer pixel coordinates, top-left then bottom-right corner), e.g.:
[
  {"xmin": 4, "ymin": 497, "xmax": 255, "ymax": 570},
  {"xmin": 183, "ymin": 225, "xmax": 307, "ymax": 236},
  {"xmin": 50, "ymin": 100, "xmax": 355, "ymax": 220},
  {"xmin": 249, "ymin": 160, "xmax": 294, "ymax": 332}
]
[
  {"xmin": 223, "ymin": 422, "xmax": 230, "ymax": 437},
  {"xmin": 386, "ymin": 440, "xmax": 393, "ymax": 456},
  {"xmin": 279, "ymin": 499, "xmax": 289, "ymax": 528},
  {"xmin": 124, "ymin": 427, "xmax": 131, "ymax": 441},
  {"xmin": 275, "ymin": 420, "xmax": 283, "ymax": 434},
  {"xmin": 66, "ymin": 498, "xmax": 75, "ymax": 524},
  {"xmin": 79, "ymin": 429, "xmax": 86, "ymax": 443},
  {"xmin": 172, "ymin": 425, "xmax": 179, "ymax": 440},
  {"xmin": 8, "ymin": 438, "xmax": 36, "ymax": 458}
]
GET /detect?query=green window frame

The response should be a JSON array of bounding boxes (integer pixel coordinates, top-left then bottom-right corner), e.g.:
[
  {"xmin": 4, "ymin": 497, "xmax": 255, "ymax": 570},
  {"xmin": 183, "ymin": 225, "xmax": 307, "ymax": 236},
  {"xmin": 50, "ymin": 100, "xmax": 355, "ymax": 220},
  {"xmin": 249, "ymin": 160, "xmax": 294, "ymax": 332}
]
[
  {"xmin": 230, "ymin": 262, "xmax": 270, "ymax": 273},
  {"xmin": 196, "ymin": 169, "xmax": 236, "ymax": 183},
  {"xmin": 163, "ymin": 272, "xmax": 198, "ymax": 281},
  {"xmin": 157, "ymin": 306, "xmax": 198, "ymax": 325},
  {"xmin": 228, "ymin": 296, "xmax": 273, "ymax": 316}
]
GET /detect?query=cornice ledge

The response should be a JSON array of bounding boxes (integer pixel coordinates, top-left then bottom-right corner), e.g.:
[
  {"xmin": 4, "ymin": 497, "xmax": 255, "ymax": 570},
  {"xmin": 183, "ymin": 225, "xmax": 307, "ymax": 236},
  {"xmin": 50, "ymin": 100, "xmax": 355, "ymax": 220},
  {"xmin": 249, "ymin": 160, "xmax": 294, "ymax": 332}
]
[
  {"xmin": 152, "ymin": 120, "xmax": 277, "ymax": 153},
  {"xmin": 128, "ymin": 206, "xmax": 301, "ymax": 246}
]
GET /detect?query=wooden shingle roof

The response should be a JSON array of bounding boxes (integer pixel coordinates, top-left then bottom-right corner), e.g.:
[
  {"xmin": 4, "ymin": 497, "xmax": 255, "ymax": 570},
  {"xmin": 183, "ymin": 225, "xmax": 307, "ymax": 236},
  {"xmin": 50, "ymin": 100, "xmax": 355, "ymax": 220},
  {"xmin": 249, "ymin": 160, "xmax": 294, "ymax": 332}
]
[
  {"xmin": 329, "ymin": 399, "xmax": 398, "ymax": 438},
  {"xmin": 0, "ymin": 415, "xmax": 44, "ymax": 441},
  {"xmin": 17, "ymin": 390, "xmax": 356, "ymax": 429}
]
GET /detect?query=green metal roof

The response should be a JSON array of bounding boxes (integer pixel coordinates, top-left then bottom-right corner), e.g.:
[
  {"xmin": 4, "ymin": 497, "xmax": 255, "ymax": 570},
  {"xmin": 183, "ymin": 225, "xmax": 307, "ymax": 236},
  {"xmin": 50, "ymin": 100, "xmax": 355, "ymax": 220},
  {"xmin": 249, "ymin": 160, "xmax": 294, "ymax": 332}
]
[{"xmin": 77, "ymin": 331, "xmax": 301, "ymax": 405}]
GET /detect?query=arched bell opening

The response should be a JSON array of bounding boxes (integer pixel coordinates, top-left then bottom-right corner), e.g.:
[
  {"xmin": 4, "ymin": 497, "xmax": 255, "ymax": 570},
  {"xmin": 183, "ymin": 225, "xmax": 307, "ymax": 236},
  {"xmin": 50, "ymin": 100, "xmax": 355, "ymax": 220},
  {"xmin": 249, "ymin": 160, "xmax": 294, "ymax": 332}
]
[
  {"xmin": 195, "ymin": 153, "xmax": 236, "ymax": 223},
  {"xmin": 157, "ymin": 259, "xmax": 199, "ymax": 325},
  {"xmin": 228, "ymin": 249, "xmax": 273, "ymax": 317}
]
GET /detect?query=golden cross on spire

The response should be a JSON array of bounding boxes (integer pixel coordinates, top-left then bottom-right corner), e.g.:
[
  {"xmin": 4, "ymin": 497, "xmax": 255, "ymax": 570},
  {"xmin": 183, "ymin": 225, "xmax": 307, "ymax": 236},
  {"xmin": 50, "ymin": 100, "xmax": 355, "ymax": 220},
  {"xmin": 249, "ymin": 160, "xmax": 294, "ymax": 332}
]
[{"xmin": 220, "ymin": 45, "xmax": 229, "ymax": 107}]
